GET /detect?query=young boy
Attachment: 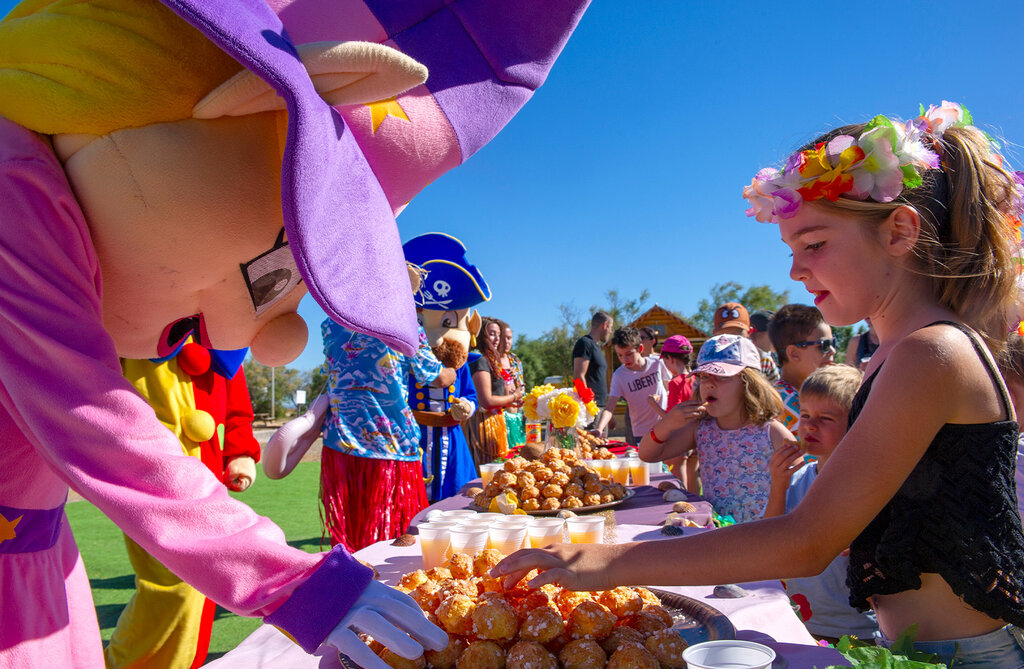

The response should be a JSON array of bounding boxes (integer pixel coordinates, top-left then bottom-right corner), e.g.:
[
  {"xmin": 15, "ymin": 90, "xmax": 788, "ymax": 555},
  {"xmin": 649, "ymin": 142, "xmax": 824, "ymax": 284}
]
[
  {"xmin": 768, "ymin": 304, "xmax": 836, "ymax": 431},
  {"xmin": 648, "ymin": 335, "xmax": 695, "ymax": 484},
  {"xmin": 594, "ymin": 327, "xmax": 671, "ymax": 443},
  {"xmin": 763, "ymin": 365, "xmax": 877, "ymax": 642}
]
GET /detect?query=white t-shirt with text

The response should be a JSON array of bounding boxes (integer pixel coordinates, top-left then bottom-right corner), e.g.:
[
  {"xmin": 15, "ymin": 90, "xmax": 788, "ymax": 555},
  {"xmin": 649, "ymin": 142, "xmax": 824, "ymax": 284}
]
[{"xmin": 609, "ymin": 357, "xmax": 671, "ymax": 438}]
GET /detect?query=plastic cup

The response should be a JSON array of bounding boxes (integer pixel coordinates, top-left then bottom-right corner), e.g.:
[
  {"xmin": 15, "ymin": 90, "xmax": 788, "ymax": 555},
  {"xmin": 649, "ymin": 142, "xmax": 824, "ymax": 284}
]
[
  {"xmin": 566, "ymin": 516, "xmax": 605, "ymax": 544},
  {"xmin": 610, "ymin": 459, "xmax": 631, "ymax": 485},
  {"xmin": 592, "ymin": 458, "xmax": 613, "ymax": 479},
  {"xmin": 417, "ymin": 523, "xmax": 453, "ymax": 569},
  {"xmin": 488, "ymin": 525, "xmax": 529, "ymax": 556},
  {"xmin": 681, "ymin": 640, "xmax": 776, "ymax": 669},
  {"xmin": 449, "ymin": 527, "xmax": 489, "ymax": 557},
  {"xmin": 479, "ymin": 463, "xmax": 503, "ymax": 487},
  {"xmin": 628, "ymin": 457, "xmax": 650, "ymax": 486},
  {"xmin": 456, "ymin": 518, "xmax": 495, "ymax": 531},
  {"xmin": 493, "ymin": 516, "xmax": 533, "ymax": 548},
  {"xmin": 528, "ymin": 518, "xmax": 565, "ymax": 547},
  {"xmin": 649, "ymin": 460, "xmax": 664, "ymax": 476},
  {"xmin": 474, "ymin": 512, "xmax": 506, "ymax": 522},
  {"xmin": 439, "ymin": 510, "xmax": 477, "ymax": 521},
  {"xmin": 583, "ymin": 458, "xmax": 597, "ymax": 472}
]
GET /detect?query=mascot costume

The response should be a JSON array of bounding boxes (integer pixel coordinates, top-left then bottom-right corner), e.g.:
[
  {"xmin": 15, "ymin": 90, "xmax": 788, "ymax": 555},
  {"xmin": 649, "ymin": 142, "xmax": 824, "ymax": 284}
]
[
  {"xmin": 263, "ymin": 265, "xmax": 456, "ymax": 553},
  {"xmin": 0, "ymin": 0, "xmax": 587, "ymax": 666},
  {"xmin": 111, "ymin": 343, "xmax": 259, "ymax": 669},
  {"xmin": 403, "ymin": 233, "xmax": 489, "ymax": 501}
]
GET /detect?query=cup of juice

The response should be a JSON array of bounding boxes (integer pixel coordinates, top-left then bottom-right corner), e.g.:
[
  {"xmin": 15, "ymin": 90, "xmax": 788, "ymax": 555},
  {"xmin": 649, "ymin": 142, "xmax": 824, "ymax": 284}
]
[
  {"xmin": 628, "ymin": 457, "xmax": 650, "ymax": 486},
  {"xmin": 479, "ymin": 463, "xmax": 503, "ymax": 487},
  {"xmin": 488, "ymin": 525, "xmax": 529, "ymax": 556},
  {"xmin": 566, "ymin": 516, "xmax": 606, "ymax": 544},
  {"xmin": 610, "ymin": 459, "xmax": 631, "ymax": 486},
  {"xmin": 593, "ymin": 458, "xmax": 614, "ymax": 479},
  {"xmin": 417, "ymin": 523, "xmax": 453, "ymax": 569},
  {"xmin": 449, "ymin": 527, "xmax": 489, "ymax": 557},
  {"xmin": 527, "ymin": 518, "xmax": 565, "ymax": 547}
]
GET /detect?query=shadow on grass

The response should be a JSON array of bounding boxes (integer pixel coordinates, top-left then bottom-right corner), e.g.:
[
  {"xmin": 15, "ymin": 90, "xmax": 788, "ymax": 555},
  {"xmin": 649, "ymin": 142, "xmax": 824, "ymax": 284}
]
[
  {"xmin": 288, "ymin": 536, "xmax": 327, "ymax": 551},
  {"xmin": 95, "ymin": 603, "xmax": 127, "ymax": 629},
  {"xmin": 90, "ymin": 574, "xmax": 136, "ymax": 590}
]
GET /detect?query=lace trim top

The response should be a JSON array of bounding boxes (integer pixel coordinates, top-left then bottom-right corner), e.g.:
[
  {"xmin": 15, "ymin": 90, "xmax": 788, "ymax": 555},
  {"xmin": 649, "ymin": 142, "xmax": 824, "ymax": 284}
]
[{"xmin": 845, "ymin": 322, "xmax": 1024, "ymax": 626}]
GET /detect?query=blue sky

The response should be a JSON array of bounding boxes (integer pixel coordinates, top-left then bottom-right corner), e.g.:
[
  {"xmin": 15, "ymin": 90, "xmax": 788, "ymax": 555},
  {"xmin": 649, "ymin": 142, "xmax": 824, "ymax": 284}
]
[{"xmin": 6, "ymin": 1, "xmax": 1022, "ymax": 372}]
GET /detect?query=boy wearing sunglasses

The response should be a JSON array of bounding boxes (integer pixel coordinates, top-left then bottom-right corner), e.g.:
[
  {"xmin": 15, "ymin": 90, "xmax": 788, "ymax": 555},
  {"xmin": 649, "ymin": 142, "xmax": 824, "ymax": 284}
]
[{"xmin": 767, "ymin": 304, "xmax": 836, "ymax": 431}]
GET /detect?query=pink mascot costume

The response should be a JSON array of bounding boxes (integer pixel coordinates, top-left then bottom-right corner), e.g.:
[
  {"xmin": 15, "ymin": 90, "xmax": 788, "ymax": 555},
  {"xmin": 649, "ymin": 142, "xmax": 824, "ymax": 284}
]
[{"xmin": 0, "ymin": 0, "xmax": 587, "ymax": 666}]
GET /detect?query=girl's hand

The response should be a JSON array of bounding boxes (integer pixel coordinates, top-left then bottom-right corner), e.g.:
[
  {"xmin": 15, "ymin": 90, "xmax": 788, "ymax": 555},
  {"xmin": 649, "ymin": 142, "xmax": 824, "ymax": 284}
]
[
  {"xmin": 491, "ymin": 544, "xmax": 624, "ymax": 592},
  {"xmin": 768, "ymin": 441, "xmax": 805, "ymax": 487},
  {"xmin": 662, "ymin": 399, "xmax": 706, "ymax": 430}
]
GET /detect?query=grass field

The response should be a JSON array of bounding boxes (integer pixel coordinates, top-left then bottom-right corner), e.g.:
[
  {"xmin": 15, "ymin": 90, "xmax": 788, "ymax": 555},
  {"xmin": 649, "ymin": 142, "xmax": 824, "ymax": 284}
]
[{"xmin": 66, "ymin": 460, "xmax": 327, "ymax": 663}]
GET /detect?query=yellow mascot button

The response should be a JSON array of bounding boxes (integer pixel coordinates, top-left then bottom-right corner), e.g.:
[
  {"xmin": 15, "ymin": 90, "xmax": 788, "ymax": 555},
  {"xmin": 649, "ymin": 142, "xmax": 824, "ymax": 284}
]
[
  {"xmin": 182, "ymin": 409, "xmax": 216, "ymax": 443},
  {"xmin": 448, "ymin": 385, "xmax": 456, "ymax": 392}
]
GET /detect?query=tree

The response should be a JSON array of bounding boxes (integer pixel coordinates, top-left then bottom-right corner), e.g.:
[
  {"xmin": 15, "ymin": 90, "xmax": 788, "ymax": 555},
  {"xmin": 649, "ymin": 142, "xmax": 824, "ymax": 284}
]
[
  {"xmin": 514, "ymin": 289, "xmax": 652, "ymax": 390},
  {"xmin": 243, "ymin": 357, "xmax": 305, "ymax": 418},
  {"xmin": 689, "ymin": 282, "xmax": 791, "ymax": 334}
]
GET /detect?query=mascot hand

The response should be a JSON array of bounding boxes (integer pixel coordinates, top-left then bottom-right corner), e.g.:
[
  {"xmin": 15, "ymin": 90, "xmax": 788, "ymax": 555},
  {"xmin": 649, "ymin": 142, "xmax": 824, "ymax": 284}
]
[
  {"xmin": 263, "ymin": 394, "xmax": 329, "ymax": 479},
  {"xmin": 448, "ymin": 398, "xmax": 473, "ymax": 422},
  {"xmin": 225, "ymin": 456, "xmax": 256, "ymax": 492},
  {"xmin": 324, "ymin": 581, "xmax": 448, "ymax": 668}
]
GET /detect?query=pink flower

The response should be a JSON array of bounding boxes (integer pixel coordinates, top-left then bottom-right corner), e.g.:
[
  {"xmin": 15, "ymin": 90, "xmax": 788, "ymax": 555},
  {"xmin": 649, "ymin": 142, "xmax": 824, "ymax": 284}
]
[
  {"xmin": 743, "ymin": 169, "xmax": 781, "ymax": 222},
  {"xmin": 849, "ymin": 126, "xmax": 904, "ymax": 202},
  {"xmin": 922, "ymin": 100, "xmax": 966, "ymax": 136}
]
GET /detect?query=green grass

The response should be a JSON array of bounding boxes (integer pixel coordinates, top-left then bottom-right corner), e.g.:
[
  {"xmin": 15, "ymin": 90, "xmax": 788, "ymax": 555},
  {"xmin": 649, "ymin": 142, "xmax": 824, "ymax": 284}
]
[{"xmin": 66, "ymin": 460, "xmax": 327, "ymax": 663}]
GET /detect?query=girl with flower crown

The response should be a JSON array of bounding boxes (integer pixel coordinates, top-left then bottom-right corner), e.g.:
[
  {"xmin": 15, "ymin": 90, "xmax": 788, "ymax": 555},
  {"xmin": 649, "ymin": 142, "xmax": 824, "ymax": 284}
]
[{"xmin": 494, "ymin": 102, "xmax": 1024, "ymax": 667}]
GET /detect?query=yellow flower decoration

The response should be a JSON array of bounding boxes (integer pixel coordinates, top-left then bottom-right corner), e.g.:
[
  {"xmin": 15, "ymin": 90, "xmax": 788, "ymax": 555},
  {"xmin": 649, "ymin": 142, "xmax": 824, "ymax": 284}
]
[
  {"xmin": 585, "ymin": 400, "xmax": 599, "ymax": 417},
  {"xmin": 523, "ymin": 394, "xmax": 541, "ymax": 421},
  {"xmin": 548, "ymin": 394, "xmax": 581, "ymax": 429}
]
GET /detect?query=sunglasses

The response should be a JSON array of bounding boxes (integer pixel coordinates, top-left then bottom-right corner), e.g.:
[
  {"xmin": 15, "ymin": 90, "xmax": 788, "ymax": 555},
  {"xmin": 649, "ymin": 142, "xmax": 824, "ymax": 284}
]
[{"xmin": 793, "ymin": 338, "xmax": 837, "ymax": 354}]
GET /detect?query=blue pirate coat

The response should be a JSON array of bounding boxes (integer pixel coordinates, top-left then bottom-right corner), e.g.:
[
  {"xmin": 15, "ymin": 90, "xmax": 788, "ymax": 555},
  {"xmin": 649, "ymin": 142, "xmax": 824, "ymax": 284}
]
[{"xmin": 409, "ymin": 363, "xmax": 477, "ymax": 500}]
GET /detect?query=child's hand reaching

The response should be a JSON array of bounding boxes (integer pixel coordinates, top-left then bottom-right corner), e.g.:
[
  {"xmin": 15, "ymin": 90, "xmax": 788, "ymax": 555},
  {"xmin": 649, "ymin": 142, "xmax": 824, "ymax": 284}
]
[
  {"xmin": 768, "ymin": 441, "xmax": 806, "ymax": 490},
  {"xmin": 490, "ymin": 544, "xmax": 625, "ymax": 592}
]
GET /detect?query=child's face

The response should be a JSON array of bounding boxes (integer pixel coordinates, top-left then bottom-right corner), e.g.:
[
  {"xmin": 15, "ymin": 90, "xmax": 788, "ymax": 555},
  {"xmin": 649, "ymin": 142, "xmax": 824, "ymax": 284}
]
[
  {"xmin": 787, "ymin": 322, "xmax": 836, "ymax": 380},
  {"xmin": 779, "ymin": 203, "xmax": 892, "ymax": 327},
  {"xmin": 614, "ymin": 344, "xmax": 643, "ymax": 369},
  {"xmin": 696, "ymin": 372, "xmax": 744, "ymax": 418},
  {"xmin": 797, "ymin": 393, "xmax": 848, "ymax": 458}
]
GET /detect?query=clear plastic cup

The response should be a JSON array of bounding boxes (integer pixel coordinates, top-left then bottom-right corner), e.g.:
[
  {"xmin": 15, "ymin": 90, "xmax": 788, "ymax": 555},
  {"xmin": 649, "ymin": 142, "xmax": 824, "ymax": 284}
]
[
  {"xmin": 425, "ymin": 509, "xmax": 446, "ymax": 522},
  {"xmin": 610, "ymin": 458, "xmax": 631, "ymax": 485},
  {"xmin": 681, "ymin": 640, "xmax": 776, "ymax": 669},
  {"xmin": 649, "ymin": 460, "xmax": 664, "ymax": 476},
  {"xmin": 592, "ymin": 458, "xmax": 614, "ymax": 479},
  {"xmin": 449, "ymin": 527, "xmax": 489, "ymax": 557},
  {"xmin": 479, "ymin": 463, "xmax": 503, "ymax": 487},
  {"xmin": 527, "ymin": 518, "xmax": 565, "ymax": 547},
  {"xmin": 566, "ymin": 516, "xmax": 606, "ymax": 544},
  {"xmin": 417, "ymin": 523, "xmax": 453, "ymax": 569},
  {"xmin": 628, "ymin": 457, "xmax": 650, "ymax": 486},
  {"xmin": 488, "ymin": 525, "xmax": 529, "ymax": 556},
  {"xmin": 493, "ymin": 516, "xmax": 533, "ymax": 548},
  {"xmin": 439, "ymin": 510, "xmax": 477, "ymax": 521},
  {"xmin": 475, "ymin": 512, "xmax": 506, "ymax": 522},
  {"xmin": 455, "ymin": 518, "xmax": 495, "ymax": 531}
]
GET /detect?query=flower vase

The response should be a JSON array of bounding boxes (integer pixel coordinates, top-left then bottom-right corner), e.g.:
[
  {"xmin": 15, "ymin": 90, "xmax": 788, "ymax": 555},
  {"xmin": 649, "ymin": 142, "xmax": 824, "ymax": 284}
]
[{"xmin": 545, "ymin": 426, "xmax": 579, "ymax": 455}]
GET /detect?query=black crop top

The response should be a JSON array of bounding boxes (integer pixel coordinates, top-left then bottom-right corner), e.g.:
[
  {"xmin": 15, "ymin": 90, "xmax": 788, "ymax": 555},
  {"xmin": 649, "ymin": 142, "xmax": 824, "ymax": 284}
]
[{"xmin": 845, "ymin": 322, "xmax": 1024, "ymax": 625}]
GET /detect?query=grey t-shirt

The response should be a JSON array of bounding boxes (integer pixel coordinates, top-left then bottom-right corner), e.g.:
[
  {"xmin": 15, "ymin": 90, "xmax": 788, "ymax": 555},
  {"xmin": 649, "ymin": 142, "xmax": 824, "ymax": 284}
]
[{"xmin": 572, "ymin": 334, "xmax": 608, "ymax": 406}]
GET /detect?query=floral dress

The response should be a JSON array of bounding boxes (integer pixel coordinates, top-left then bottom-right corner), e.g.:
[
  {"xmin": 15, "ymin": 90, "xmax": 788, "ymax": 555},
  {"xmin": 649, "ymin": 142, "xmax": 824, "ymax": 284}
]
[
  {"xmin": 321, "ymin": 320, "xmax": 442, "ymax": 460},
  {"xmin": 695, "ymin": 419, "xmax": 775, "ymax": 523}
]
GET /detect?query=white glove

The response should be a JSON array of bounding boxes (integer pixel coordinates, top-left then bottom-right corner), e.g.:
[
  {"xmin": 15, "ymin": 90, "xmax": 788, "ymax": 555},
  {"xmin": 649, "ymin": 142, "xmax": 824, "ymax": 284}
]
[
  {"xmin": 262, "ymin": 394, "xmax": 328, "ymax": 479},
  {"xmin": 324, "ymin": 581, "xmax": 448, "ymax": 668}
]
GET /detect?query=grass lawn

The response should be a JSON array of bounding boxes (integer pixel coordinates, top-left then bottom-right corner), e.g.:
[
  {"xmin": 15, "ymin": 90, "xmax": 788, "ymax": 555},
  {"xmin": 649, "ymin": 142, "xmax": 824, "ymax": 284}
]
[{"xmin": 66, "ymin": 460, "xmax": 327, "ymax": 664}]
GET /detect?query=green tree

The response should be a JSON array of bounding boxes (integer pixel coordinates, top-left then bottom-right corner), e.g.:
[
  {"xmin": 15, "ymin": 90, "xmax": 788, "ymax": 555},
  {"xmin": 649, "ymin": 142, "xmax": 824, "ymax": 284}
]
[
  {"xmin": 689, "ymin": 282, "xmax": 791, "ymax": 334},
  {"xmin": 243, "ymin": 357, "xmax": 305, "ymax": 418}
]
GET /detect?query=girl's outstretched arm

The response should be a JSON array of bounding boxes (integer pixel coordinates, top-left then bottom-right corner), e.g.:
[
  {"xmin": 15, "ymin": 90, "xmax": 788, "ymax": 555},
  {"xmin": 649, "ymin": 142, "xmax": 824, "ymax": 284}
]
[{"xmin": 495, "ymin": 327, "xmax": 987, "ymax": 591}]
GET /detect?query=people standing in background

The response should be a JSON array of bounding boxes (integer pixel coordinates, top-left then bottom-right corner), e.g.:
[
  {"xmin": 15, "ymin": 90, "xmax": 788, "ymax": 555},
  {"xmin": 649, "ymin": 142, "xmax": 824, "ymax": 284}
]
[
  {"xmin": 572, "ymin": 311, "xmax": 614, "ymax": 425},
  {"xmin": 768, "ymin": 304, "xmax": 836, "ymax": 432},
  {"xmin": 593, "ymin": 327, "xmax": 671, "ymax": 443},
  {"xmin": 845, "ymin": 318, "xmax": 880, "ymax": 371},
  {"xmin": 469, "ymin": 318, "xmax": 523, "ymax": 463},
  {"xmin": 713, "ymin": 302, "xmax": 750, "ymax": 336},
  {"xmin": 648, "ymin": 335, "xmax": 696, "ymax": 485},
  {"xmin": 749, "ymin": 310, "xmax": 781, "ymax": 383},
  {"xmin": 499, "ymin": 319, "xmax": 526, "ymax": 449}
]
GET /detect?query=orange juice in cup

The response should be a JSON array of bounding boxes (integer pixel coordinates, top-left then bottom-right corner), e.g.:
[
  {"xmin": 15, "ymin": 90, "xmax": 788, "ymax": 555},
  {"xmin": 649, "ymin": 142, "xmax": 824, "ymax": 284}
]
[
  {"xmin": 567, "ymin": 516, "xmax": 605, "ymax": 544},
  {"xmin": 528, "ymin": 518, "xmax": 565, "ymax": 547},
  {"xmin": 418, "ymin": 523, "xmax": 453, "ymax": 569},
  {"xmin": 628, "ymin": 457, "xmax": 650, "ymax": 486},
  {"xmin": 593, "ymin": 458, "xmax": 614, "ymax": 479},
  {"xmin": 610, "ymin": 459, "xmax": 631, "ymax": 486}
]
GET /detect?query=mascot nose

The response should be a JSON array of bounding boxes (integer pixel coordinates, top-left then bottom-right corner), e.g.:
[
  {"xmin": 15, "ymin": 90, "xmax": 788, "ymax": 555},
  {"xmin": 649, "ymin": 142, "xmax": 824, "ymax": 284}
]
[{"xmin": 249, "ymin": 312, "xmax": 308, "ymax": 367}]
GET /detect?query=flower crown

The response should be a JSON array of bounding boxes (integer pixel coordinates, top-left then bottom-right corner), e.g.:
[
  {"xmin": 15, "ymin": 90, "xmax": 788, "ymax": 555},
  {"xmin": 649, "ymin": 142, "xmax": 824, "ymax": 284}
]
[{"xmin": 743, "ymin": 101, "xmax": 999, "ymax": 222}]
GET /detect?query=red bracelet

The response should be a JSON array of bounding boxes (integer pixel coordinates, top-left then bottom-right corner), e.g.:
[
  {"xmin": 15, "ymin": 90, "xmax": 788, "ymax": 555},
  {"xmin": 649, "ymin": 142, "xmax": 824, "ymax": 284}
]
[{"xmin": 649, "ymin": 427, "xmax": 666, "ymax": 444}]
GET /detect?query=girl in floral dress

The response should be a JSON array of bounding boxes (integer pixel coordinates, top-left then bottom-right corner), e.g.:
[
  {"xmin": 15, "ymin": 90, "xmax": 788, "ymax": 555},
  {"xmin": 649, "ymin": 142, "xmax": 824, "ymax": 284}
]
[{"xmin": 639, "ymin": 334, "xmax": 793, "ymax": 522}]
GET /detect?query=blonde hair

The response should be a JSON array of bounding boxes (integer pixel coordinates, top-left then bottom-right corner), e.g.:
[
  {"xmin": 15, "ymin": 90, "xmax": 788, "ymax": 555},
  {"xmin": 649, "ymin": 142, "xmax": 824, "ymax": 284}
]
[
  {"xmin": 806, "ymin": 124, "xmax": 1020, "ymax": 349},
  {"xmin": 799, "ymin": 364, "xmax": 863, "ymax": 414},
  {"xmin": 739, "ymin": 367, "xmax": 783, "ymax": 425}
]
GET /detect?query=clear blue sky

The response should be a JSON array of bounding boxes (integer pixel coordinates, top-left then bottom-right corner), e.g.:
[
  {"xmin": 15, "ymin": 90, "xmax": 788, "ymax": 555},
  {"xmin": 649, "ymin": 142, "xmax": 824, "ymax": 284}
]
[{"xmin": 6, "ymin": 1, "xmax": 1022, "ymax": 372}]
